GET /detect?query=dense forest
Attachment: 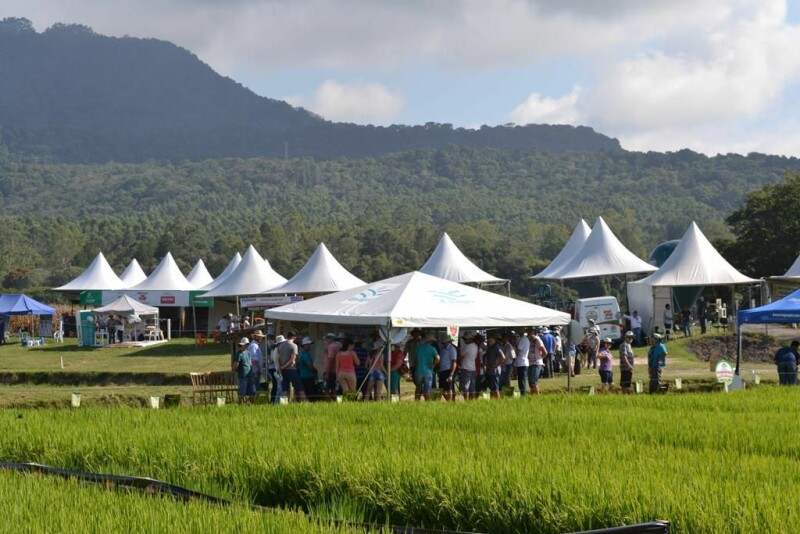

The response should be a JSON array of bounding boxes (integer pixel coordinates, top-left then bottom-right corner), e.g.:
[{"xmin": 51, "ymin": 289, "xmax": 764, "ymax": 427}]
[
  {"xmin": 1, "ymin": 146, "xmax": 798, "ymax": 297},
  {"xmin": 0, "ymin": 17, "xmax": 618, "ymax": 163}
]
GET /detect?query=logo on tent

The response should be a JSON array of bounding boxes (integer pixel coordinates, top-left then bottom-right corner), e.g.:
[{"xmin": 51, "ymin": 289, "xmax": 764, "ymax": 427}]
[
  {"xmin": 428, "ymin": 290, "xmax": 473, "ymax": 305},
  {"xmin": 346, "ymin": 284, "xmax": 396, "ymax": 303}
]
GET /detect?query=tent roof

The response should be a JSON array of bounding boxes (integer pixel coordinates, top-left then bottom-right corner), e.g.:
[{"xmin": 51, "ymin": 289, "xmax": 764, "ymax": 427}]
[
  {"xmin": 779, "ymin": 254, "xmax": 800, "ymax": 277},
  {"xmin": 0, "ymin": 294, "xmax": 56, "ymax": 316},
  {"xmin": 546, "ymin": 217, "xmax": 657, "ymax": 280},
  {"xmin": 632, "ymin": 222, "xmax": 759, "ymax": 287},
  {"xmin": 119, "ymin": 259, "xmax": 147, "ymax": 287},
  {"xmin": 202, "ymin": 246, "xmax": 287, "ymax": 297},
  {"xmin": 93, "ymin": 294, "xmax": 159, "ymax": 315},
  {"xmin": 129, "ymin": 252, "xmax": 195, "ymax": 291},
  {"xmin": 738, "ymin": 287, "xmax": 800, "ymax": 325},
  {"xmin": 266, "ymin": 271, "xmax": 570, "ymax": 328},
  {"xmin": 56, "ymin": 252, "xmax": 126, "ymax": 291},
  {"xmin": 419, "ymin": 232, "xmax": 506, "ymax": 284},
  {"xmin": 186, "ymin": 259, "xmax": 214, "ymax": 288},
  {"xmin": 263, "ymin": 243, "xmax": 365, "ymax": 294},
  {"xmin": 199, "ymin": 252, "xmax": 242, "ymax": 292},
  {"xmin": 532, "ymin": 219, "xmax": 591, "ymax": 279}
]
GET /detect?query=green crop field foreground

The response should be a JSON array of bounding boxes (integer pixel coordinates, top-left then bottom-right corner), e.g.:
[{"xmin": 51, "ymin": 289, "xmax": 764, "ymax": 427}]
[{"xmin": 2, "ymin": 389, "xmax": 799, "ymax": 533}]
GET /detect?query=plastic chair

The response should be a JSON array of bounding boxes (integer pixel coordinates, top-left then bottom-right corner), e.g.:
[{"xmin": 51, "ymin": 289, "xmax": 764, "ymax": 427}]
[{"xmin": 53, "ymin": 329, "xmax": 64, "ymax": 343}]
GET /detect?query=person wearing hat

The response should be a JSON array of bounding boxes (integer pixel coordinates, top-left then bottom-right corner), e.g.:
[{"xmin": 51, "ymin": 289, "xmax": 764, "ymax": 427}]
[
  {"xmin": 619, "ymin": 331, "xmax": 635, "ymax": 394},
  {"xmin": 598, "ymin": 337, "xmax": 614, "ymax": 391},
  {"xmin": 584, "ymin": 329, "xmax": 600, "ymax": 370},
  {"xmin": 483, "ymin": 333, "xmax": 504, "ymax": 398},
  {"xmin": 540, "ymin": 327, "xmax": 556, "ymax": 379},
  {"xmin": 458, "ymin": 331, "xmax": 478, "ymax": 400},
  {"xmin": 515, "ymin": 329, "xmax": 531, "ymax": 395},
  {"xmin": 437, "ymin": 337, "xmax": 458, "ymax": 401},
  {"xmin": 527, "ymin": 328, "xmax": 546, "ymax": 395},
  {"xmin": 647, "ymin": 333, "xmax": 668, "ymax": 394},
  {"xmin": 278, "ymin": 331, "xmax": 306, "ymax": 402},
  {"xmin": 322, "ymin": 333, "xmax": 342, "ymax": 399},
  {"xmin": 268, "ymin": 334, "xmax": 286, "ymax": 404},
  {"xmin": 298, "ymin": 337, "xmax": 319, "ymax": 399},
  {"xmin": 233, "ymin": 337, "xmax": 252, "ymax": 403},
  {"xmin": 246, "ymin": 330, "xmax": 266, "ymax": 400},
  {"xmin": 415, "ymin": 334, "xmax": 440, "ymax": 401}
]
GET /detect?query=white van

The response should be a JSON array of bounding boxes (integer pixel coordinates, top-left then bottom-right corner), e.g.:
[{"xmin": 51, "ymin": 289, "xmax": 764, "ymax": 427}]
[{"xmin": 573, "ymin": 296, "xmax": 623, "ymax": 342}]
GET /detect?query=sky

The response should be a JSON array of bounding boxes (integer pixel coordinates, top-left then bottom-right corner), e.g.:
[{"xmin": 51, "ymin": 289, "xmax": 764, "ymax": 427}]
[{"xmin": 4, "ymin": 0, "xmax": 800, "ymax": 157}]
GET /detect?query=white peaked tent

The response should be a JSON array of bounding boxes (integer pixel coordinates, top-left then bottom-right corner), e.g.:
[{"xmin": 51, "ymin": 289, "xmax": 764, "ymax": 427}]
[
  {"xmin": 547, "ymin": 217, "xmax": 657, "ymax": 280},
  {"xmin": 783, "ymin": 255, "xmax": 800, "ymax": 277},
  {"xmin": 628, "ymin": 222, "xmax": 760, "ymax": 332},
  {"xmin": 262, "ymin": 243, "xmax": 365, "ymax": 294},
  {"xmin": 120, "ymin": 259, "xmax": 148, "ymax": 287},
  {"xmin": 186, "ymin": 259, "xmax": 214, "ymax": 288},
  {"xmin": 56, "ymin": 252, "xmax": 126, "ymax": 291},
  {"xmin": 202, "ymin": 245, "xmax": 287, "ymax": 298},
  {"xmin": 266, "ymin": 271, "xmax": 570, "ymax": 328},
  {"xmin": 93, "ymin": 294, "xmax": 159, "ymax": 315},
  {"xmin": 533, "ymin": 219, "xmax": 592, "ymax": 279},
  {"xmin": 129, "ymin": 252, "xmax": 195, "ymax": 291},
  {"xmin": 199, "ymin": 252, "xmax": 242, "ymax": 292},
  {"xmin": 419, "ymin": 232, "xmax": 507, "ymax": 285}
]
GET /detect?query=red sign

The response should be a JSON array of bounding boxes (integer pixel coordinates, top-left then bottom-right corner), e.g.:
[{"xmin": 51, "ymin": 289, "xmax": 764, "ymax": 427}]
[
  {"xmin": 160, "ymin": 296, "xmax": 176, "ymax": 304},
  {"xmin": 137, "ymin": 294, "xmax": 147, "ymax": 302}
]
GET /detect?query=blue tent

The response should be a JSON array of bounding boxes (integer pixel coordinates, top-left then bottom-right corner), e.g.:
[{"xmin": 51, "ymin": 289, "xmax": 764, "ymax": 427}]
[
  {"xmin": 737, "ymin": 288, "xmax": 800, "ymax": 325},
  {"xmin": 0, "ymin": 294, "xmax": 56, "ymax": 316}
]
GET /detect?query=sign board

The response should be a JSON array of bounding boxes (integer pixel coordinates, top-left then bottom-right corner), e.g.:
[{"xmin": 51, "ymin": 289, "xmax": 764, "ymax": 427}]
[
  {"xmin": 189, "ymin": 291, "xmax": 213, "ymax": 308},
  {"xmin": 240, "ymin": 296, "xmax": 303, "ymax": 309},
  {"xmin": 80, "ymin": 290, "xmax": 103, "ymax": 307},
  {"xmin": 715, "ymin": 360, "xmax": 735, "ymax": 385},
  {"xmin": 105, "ymin": 291, "xmax": 190, "ymax": 307}
]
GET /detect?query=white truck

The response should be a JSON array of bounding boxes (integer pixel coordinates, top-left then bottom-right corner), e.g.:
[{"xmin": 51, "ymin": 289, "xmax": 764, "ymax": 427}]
[{"xmin": 573, "ymin": 296, "xmax": 623, "ymax": 342}]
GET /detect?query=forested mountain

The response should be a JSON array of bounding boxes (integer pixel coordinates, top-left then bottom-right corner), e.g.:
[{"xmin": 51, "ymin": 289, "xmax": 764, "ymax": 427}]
[
  {"xmin": 1, "ymin": 147, "xmax": 798, "ymax": 296},
  {"xmin": 0, "ymin": 17, "xmax": 619, "ymax": 163}
]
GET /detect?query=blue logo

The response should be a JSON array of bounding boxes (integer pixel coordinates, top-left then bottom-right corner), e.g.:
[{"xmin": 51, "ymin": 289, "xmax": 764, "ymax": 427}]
[
  {"xmin": 346, "ymin": 286, "xmax": 393, "ymax": 303},
  {"xmin": 429, "ymin": 289, "xmax": 473, "ymax": 305}
]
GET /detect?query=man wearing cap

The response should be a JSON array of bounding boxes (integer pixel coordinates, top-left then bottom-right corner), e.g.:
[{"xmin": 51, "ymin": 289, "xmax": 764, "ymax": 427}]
[
  {"xmin": 298, "ymin": 337, "xmax": 319, "ymax": 399},
  {"xmin": 527, "ymin": 328, "xmax": 546, "ymax": 395},
  {"xmin": 647, "ymin": 333, "xmax": 668, "ymax": 394},
  {"xmin": 774, "ymin": 340, "xmax": 799, "ymax": 385},
  {"xmin": 458, "ymin": 332, "xmax": 479, "ymax": 400},
  {"xmin": 278, "ymin": 331, "xmax": 306, "ymax": 402},
  {"xmin": 322, "ymin": 333, "xmax": 341, "ymax": 400},
  {"xmin": 415, "ymin": 334, "xmax": 440, "ymax": 401},
  {"xmin": 540, "ymin": 327, "xmax": 556, "ymax": 378},
  {"xmin": 598, "ymin": 337, "xmax": 614, "ymax": 391},
  {"xmin": 515, "ymin": 329, "xmax": 531, "ymax": 395},
  {"xmin": 619, "ymin": 331, "xmax": 635, "ymax": 394},
  {"xmin": 438, "ymin": 337, "xmax": 458, "ymax": 401},
  {"xmin": 268, "ymin": 334, "xmax": 285, "ymax": 404},
  {"xmin": 584, "ymin": 329, "xmax": 601, "ymax": 370},
  {"xmin": 484, "ymin": 333, "xmax": 504, "ymax": 398},
  {"xmin": 246, "ymin": 330, "xmax": 266, "ymax": 400},
  {"xmin": 233, "ymin": 337, "xmax": 252, "ymax": 404}
]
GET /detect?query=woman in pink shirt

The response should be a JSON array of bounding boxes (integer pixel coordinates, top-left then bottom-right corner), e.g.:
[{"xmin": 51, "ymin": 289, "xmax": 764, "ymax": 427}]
[{"xmin": 336, "ymin": 338, "xmax": 360, "ymax": 392}]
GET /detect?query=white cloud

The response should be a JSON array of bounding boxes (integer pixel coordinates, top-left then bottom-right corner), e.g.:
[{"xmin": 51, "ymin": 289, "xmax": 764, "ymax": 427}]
[
  {"xmin": 508, "ymin": 88, "xmax": 581, "ymax": 125},
  {"xmin": 295, "ymin": 80, "xmax": 404, "ymax": 124}
]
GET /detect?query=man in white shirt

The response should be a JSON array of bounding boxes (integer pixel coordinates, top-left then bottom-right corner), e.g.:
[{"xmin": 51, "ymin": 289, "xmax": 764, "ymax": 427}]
[
  {"xmin": 438, "ymin": 339, "xmax": 458, "ymax": 401},
  {"xmin": 527, "ymin": 329, "xmax": 546, "ymax": 395},
  {"xmin": 663, "ymin": 304, "xmax": 673, "ymax": 342},
  {"xmin": 516, "ymin": 329, "xmax": 531, "ymax": 395},
  {"xmin": 458, "ymin": 332, "xmax": 478, "ymax": 400},
  {"xmin": 623, "ymin": 310, "xmax": 643, "ymax": 346}
]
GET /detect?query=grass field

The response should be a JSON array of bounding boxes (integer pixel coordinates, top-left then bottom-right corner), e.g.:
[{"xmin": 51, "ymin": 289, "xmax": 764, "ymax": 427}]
[{"xmin": 2, "ymin": 388, "xmax": 799, "ymax": 533}]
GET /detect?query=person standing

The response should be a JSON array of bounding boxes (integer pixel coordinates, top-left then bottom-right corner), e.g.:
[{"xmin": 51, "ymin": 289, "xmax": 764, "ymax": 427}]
[
  {"xmin": 278, "ymin": 331, "xmax": 306, "ymax": 402},
  {"xmin": 774, "ymin": 340, "xmax": 799, "ymax": 385},
  {"xmin": 500, "ymin": 332, "xmax": 515, "ymax": 387},
  {"xmin": 622, "ymin": 311, "xmax": 643, "ymax": 346},
  {"xmin": 663, "ymin": 304, "xmax": 673, "ymax": 342},
  {"xmin": 298, "ymin": 337, "xmax": 319, "ymax": 400},
  {"xmin": 540, "ymin": 327, "xmax": 556, "ymax": 378},
  {"xmin": 647, "ymin": 333, "xmax": 668, "ymax": 394},
  {"xmin": 484, "ymin": 333, "xmax": 504, "ymax": 398},
  {"xmin": 681, "ymin": 307, "xmax": 694, "ymax": 337},
  {"xmin": 405, "ymin": 329, "xmax": 422, "ymax": 382},
  {"xmin": 698, "ymin": 297, "xmax": 708, "ymax": 335},
  {"xmin": 322, "ymin": 333, "xmax": 342, "ymax": 399},
  {"xmin": 515, "ymin": 329, "xmax": 531, "ymax": 395},
  {"xmin": 389, "ymin": 343, "xmax": 405, "ymax": 398},
  {"xmin": 438, "ymin": 338, "xmax": 458, "ymax": 401},
  {"xmin": 233, "ymin": 337, "xmax": 252, "ymax": 404},
  {"xmin": 585, "ymin": 330, "xmax": 600, "ymax": 370},
  {"xmin": 527, "ymin": 328, "xmax": 546, "ymax": 395},
  {"xmin": 551, "ymin": 327, "xmax": 563, "ymax": 374},
  {"xmin": 619, "ymin": 331, "xmax": 635, "ymax": 394},
  {"xmin": 365, "ymin": 341, "xmax": 387, "ymax": 401},
  {"xmin": 597, "ymin": 337, "xmax": 614, "ymax": 391},
  {"xmin": 246, "ymin": 331, "xmax": 265, "ymax": 400},
  {"xmin": 458, "ymin": 332, "xmax": 479, "ymax": 400},
  {"xmin": 336, "ymin": 339, "xmax": 360, "ymax": 393},
  {"xmin": 414, "ymin": 335, "xmax": 440, "ymax": 401},
  {"xmin": 267, "ymin": 334, "xmax": 285, "ymax": 404}
]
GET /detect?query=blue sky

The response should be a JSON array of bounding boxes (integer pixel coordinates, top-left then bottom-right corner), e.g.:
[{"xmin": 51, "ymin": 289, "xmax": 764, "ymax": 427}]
[{"xmin": 5, "ymin": 0, "xmax": 800, "ymax": 156}]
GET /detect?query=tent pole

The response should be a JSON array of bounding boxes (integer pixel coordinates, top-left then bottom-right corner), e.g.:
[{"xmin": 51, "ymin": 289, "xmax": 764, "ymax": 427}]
[
  {"xmin": 385, "ymin": 320, "xmax": 392, "ymax": 403},
  {"xmin": 736, "ymin": 322, "xmax": 742, "ymax": 376},
  {"xmin": 566, "ymin": 321, "xmax": 572, "ymax": 393},
  {"xmin": 193, "ymin": 304, "xmax": 198, "ymax": 352}
]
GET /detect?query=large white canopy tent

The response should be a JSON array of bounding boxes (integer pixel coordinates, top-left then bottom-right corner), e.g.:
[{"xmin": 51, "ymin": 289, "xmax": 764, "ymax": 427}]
[
  {"xmin": 199, "ymin": 252, "xmax": 242, "ymax": 292},
  {"xmin": 202, "ymin": 245, "xmax": 287, "ymax": 298},
  {"xmin": 419, "ymin": 232, "xmax": 509, "ymax": 292},
  {"xmin": 262, "ymin": 242, "xmax": 365, "ymax": 295},
  {"xmin": 532, "ymin": 219, "xmax": 592, "ymax": 279},
  {"xmin": 92, "ymin": 295, "xmax": 161, "ymax": 344},
  {"xmin": 119, "ymin": 259, "xmax": 148, "ymax": 287},
  {"xmin": 128, "ymin": 252, "xmax": 195, "ymax": 292},
  {"xmin": 56, "ymin": 252, "xmax": 126, "ymax": 291},
  {"xmin": 627, "ymin": 222, "xmax": 760, "ymax": 333},
  {"xmin": 186, "ymin": 259, "xmax": 214, "ymax": 288}
]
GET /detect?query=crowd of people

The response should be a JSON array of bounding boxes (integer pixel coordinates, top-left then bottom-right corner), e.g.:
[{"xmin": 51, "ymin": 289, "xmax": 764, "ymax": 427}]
[{"xmin": 227, "ymin": 321, "xmax": 672, "ymax": 403}]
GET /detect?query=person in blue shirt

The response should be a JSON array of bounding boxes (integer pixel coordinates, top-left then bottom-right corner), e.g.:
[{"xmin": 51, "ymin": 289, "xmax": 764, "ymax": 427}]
[
  {"xmin": 539, "ymin": 327, "xmax": 556, "ymax": 378},
  {"xmin": 414, "ymin": 335, "xmax": 440, "ymax": 401},
  {"xmin": 774, "ymin": 340, "xmax": 799, "ymax": 385},
  {"xmin": 647, "ymin": 333, "xmax": 667, "ymax": 394}
]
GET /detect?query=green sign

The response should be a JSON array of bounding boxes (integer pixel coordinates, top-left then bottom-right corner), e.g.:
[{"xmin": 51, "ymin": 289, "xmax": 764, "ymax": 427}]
[
  {"xmin": 189, "ymin": 291, "xmax": 213, "ymax": 308},
  {"xmin": 715, "ymin": 360, "xmax": 735, "ymax": 385},
  {"xmin": 80, "ymin": 290, "xmax": 103, "ymax": 307}
]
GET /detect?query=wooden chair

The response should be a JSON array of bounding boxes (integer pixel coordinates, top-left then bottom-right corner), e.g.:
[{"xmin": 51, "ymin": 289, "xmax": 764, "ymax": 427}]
[{"xmin": 190, "ymin": 371, "xmax": 238, "ymax": 405}]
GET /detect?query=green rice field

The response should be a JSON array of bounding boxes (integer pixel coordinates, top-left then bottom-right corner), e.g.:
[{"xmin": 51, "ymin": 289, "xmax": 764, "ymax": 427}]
[{"xmin": 2, "ymin": 388, "xmax": 799, "ymax": 533}]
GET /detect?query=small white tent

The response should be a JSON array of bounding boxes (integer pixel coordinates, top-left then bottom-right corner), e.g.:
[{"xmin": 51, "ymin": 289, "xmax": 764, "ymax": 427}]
[
  {"xmin": 532, "ymin": 219, "xmax": 591, "ymax": 279},
  {"xmin": 119, "ymin": 259, "xmax": 148, "ymax": 287},
  {"xmin": 546, "ymin": 217, "xmax": 657, "ymax": 280},
  {"xmin": 628, "ymin": 222, "xmax": 760, "ymax": 332},
  {"xmin": 263, "ymin": 243, "xmax": 365, "ymax": 294},
  {"xmin": 419, "ymin": 232, "xmax": 507, "ymax": 285},
  {"xmin": 56, "ymin": 252, "xmax": 127, "ymax": 291},
  {"xmin": 93, "ymin": 294, "xmax": 159, "ymax": 315},
  {"xmin": 266, "ymin": 271, "xmax": 570, "ymax": 328},
  {"xmin": 202, "ymin": 246, "xmax": 287, "ymax": 298},
  {"xmin": 783, "ymin": 256, "xmax": 800, "ymax": 277},
  {"xmin": 199, "ymin": 252, "xmax": 242, "ymax": 292},
  {"xmin": 186, "ymin": 259, "xmax": 214, "ymax": 288},
  {"xmin": 129, "ymin": 252, "xmax": 195, "ymax": 291}
]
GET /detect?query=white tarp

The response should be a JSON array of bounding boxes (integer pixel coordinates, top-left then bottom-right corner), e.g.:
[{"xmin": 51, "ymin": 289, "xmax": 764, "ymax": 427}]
[
  {"xmin": 533, "ymin": 219, "xmax": 591, "ymax": 279},
  {"xmin": 56, "ymin": 252, "xmax": 127, "ymax": 291},
  {"xmin": 547, "ymin": 217, "xmax": 657, "ymax": 280},
  {"xmin": 129, "ymin": 252, "xmax": 195, "ymax": 291},
  {"xmin": 266, "ymin": 271, "xmax": 570, "ymax": 328},
  {"xmin": 199, "ymin": 252, "xmax": 242, "ymax": 292},
  {"xmin": 202, "ymin": 245, "xmax": 287, "ymax": 298},
  {"xmin": 119, "ymin": 259, "xmax": 147, "ymax": 287},
  {"xmin": 784, "ymin": 255, "xmax": 800, "ymax": 277},
  {"xmin": 262, "ymin": 242, "xmax": 364, "ymax": 294},
  {"xmin": 93, "ymin": 294, "xmax": 159, "ymax": 315},
  {"xmin": 186, "ymin": 259, "xmax": 214, "ymax": 288},
  {"xmin": 419, "ymin": 232, "xmax": 506, "ymax": 284}
]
